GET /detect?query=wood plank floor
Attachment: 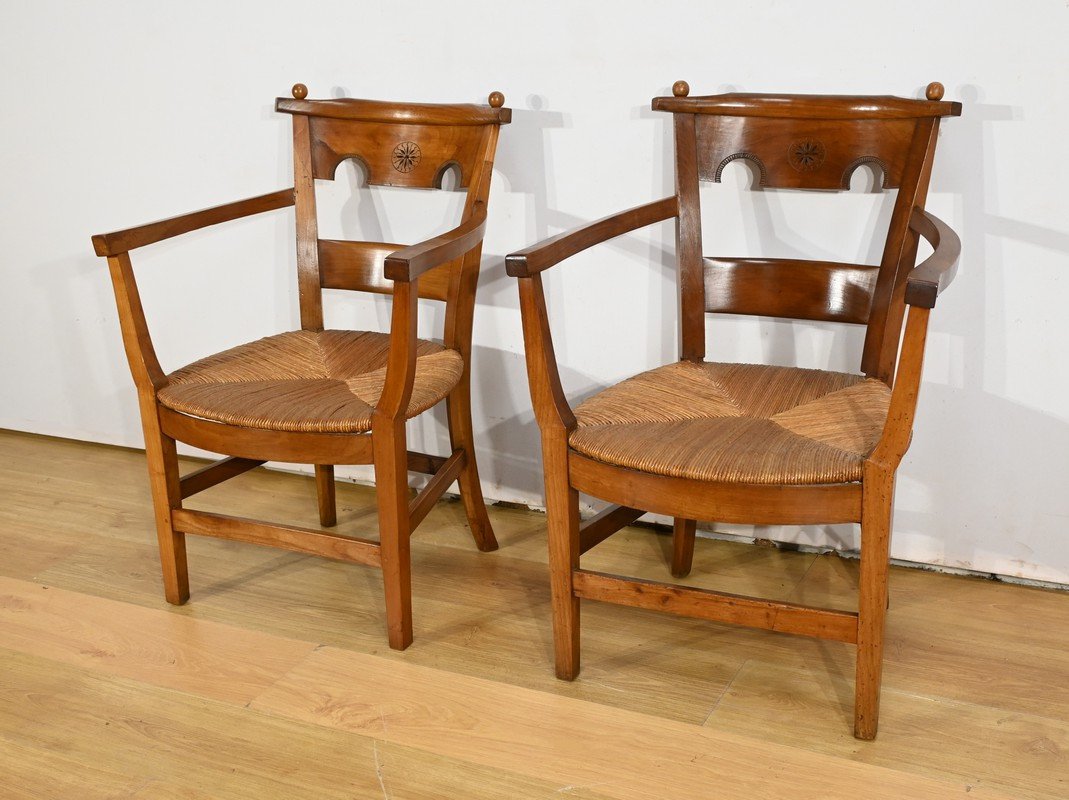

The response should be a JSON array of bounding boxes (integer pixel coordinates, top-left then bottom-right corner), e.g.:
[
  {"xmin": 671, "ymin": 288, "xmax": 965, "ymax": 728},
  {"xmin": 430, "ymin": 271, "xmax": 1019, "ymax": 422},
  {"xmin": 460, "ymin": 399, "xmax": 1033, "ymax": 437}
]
[{"xmin": 0, "ymin": 430, "xmax": 1066, "ymax": 798}]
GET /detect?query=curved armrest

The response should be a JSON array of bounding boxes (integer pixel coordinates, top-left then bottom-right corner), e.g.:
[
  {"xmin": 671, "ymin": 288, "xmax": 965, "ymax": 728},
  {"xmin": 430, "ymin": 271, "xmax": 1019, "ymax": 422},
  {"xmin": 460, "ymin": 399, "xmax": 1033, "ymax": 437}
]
[
  {"xmin": 91, "ymin": 188, "xmax": 295, "ymax": 257},
  {"xmin": 383, "ymin": 208, "xmax": 487, "ymax": 281},
  {"xmin": 905, "ymin": 208, "xmax": 960, "ymax": 308},
  {"xmin": 505, "ymin": 196, "xmax": 679, "ymax": 277}
]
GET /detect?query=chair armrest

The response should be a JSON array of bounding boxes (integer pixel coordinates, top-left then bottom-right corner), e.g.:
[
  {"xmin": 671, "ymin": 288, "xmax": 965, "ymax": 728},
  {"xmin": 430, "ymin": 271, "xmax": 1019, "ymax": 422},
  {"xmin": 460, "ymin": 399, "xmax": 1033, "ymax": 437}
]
[
  {"xmin": 905, "ymin": 208, "xmax": 960, "ymax": 308},
  {"xmin": 383, "ymin": 209, "xmax": 487, "ymax": 281},
  {"xmin": 505, "ymin": 196, "xmax": 679, "ymax": 277},
  {"xmin": 91, "ymin": 188, "xmax": 295, "ymax": 257}
]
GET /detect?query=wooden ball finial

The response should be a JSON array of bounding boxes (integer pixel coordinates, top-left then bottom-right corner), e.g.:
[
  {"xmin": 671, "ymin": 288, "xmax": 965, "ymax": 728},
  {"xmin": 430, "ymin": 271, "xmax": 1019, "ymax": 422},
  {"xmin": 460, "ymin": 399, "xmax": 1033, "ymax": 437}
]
[
  {"xmin": 672, "ymin": 80, "xmax": 690, "ymax": 98},
  {"xmin": 291, "ymin": 83, "xmax": 308, "ymax": 100},
  {"xmin": 925, "ymin": 81, "xmax": 944, "ymax": 101},
  {"xmin": 488, "ymin": 91, "xmax": 505, "ymax": 108}
]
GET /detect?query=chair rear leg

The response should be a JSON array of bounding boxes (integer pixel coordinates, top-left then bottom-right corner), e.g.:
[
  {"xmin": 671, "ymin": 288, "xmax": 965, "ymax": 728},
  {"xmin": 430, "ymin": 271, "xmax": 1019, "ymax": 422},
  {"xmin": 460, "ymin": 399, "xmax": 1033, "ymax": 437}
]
[
  {"xmin": 142, "ymin": 410, "xmax": 189, "ymax": 605},
  {"xmin": 314, "ymin": 465, "xmax": 337, "ymax": 527},
  {"xmin": 447, "ymin": 389, "xmax": 498, "ymax": 552},
  {"xmin": 671, "ymin": 518, "xmax": 697, "ymax": 577},
  {"xmin": 854, "ymin": 467, "xmax": 895, "ymax": 740},
  {"xmin": 544, "ymin": 439, "xmax": 581, "ymax": 680},
  {"xmin": 373, "ymin": 421, "xmax": 413, "ymax": 650}
]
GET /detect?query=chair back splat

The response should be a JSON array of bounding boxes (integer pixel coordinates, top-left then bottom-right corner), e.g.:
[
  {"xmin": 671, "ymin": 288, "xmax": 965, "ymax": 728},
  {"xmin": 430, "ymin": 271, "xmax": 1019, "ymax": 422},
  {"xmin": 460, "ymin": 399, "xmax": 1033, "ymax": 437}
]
[{"xmin": 276, "ymin": 88, "xmax": 510, "ymax": 337}]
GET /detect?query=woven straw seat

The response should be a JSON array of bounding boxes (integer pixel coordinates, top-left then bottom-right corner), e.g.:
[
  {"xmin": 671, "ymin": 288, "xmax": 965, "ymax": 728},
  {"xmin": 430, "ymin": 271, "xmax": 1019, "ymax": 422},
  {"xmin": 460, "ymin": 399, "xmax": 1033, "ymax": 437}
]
[
  {"xmin": 569, "ymin": 361, "xmax": 890, "ymax": 485},
  {"xmin": 157, "ymin": 330, "xmax": 463, "ymax": 433}
]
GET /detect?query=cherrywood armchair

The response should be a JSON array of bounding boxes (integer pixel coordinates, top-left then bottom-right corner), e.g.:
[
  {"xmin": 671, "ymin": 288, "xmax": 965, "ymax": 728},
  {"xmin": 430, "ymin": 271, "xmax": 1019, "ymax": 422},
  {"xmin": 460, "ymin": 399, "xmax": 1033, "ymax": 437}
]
[
  {"xmin": 506, "ymin": 82, "xmax": 961, "ymax": 739},
  {"xmin": 92, "ymin": 84, "xmax": 511, "ymax": 650}
]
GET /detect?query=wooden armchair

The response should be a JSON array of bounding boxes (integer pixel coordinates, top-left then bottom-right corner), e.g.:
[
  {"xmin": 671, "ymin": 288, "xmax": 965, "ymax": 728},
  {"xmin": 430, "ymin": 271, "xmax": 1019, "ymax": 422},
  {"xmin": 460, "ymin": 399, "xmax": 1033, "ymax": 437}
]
[
  {"xmin": 92, "ymin": 85, "xmax": 511, "ymax": 650},
  {"xmin": 506, "ymin": 82, "xmax": 960, "ymax": 739}
]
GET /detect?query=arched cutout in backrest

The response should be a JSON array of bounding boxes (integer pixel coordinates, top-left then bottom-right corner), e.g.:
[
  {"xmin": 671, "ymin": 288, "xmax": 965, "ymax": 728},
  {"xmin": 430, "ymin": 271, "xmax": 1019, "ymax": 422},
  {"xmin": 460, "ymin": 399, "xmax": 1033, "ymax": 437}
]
[
  {"xmin": 844, "ymin": 157, "xmax": 888, "ymax": 193},
  {"xmin": 435, "ymin": 161, "xmax": 464, "ymax": 191}
]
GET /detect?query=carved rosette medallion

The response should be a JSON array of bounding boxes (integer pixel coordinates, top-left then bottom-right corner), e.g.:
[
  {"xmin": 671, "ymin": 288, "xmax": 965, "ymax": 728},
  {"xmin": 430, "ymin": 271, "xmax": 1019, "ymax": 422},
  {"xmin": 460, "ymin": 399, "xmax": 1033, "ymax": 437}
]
[
  {"xmin": 392, "ymin": 141, "xmax": 422, "ymax": 173},
  {"xmin": 787, "ymin": 140, "xmax": 826, "ymax": 172}
]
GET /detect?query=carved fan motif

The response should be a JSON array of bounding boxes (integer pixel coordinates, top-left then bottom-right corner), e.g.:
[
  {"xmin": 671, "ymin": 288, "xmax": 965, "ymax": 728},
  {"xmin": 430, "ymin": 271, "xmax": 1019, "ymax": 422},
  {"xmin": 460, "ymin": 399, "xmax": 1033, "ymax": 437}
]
[
  {"xmin": 788, "ymin": 140, "xmax": 826, "ymax": 172},
  {"xmin": 392, "ymin": 141, "xmax": 422, "ymax": 173}
]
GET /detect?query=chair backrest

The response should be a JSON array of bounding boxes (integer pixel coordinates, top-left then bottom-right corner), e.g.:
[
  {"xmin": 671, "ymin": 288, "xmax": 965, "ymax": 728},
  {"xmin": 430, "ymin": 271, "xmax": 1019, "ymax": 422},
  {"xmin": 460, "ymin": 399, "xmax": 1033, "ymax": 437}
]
[
  {"xmin": 275, "ymin": 87, "xmax": 511, "ymax": 350},
  {"xmin": 653, "ymin": 83, "xmax": 960, "ymax": 384}
]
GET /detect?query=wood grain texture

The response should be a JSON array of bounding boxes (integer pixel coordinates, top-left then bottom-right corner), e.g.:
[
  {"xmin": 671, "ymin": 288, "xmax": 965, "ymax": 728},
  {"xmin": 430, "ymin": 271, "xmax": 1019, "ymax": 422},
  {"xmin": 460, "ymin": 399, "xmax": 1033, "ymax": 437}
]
[
  {"xmin": 159, "ymin": 407, "xmax": 375, "ymax": 464},
  {"xmin": 906, "ymin": 207, "xmax": 962, "ymax": 307},
  {"xmin": 171, "ymin": 508, "xmax": 382, "ymax": 567},
  {"xmin": 508, "ymin": 86, "xmax": 961, "ymax": 739},
  {"xmin": 572, "ymin": 569, "xmax": 859, "ymax": 643},
  {"xmin": 276, "ymin": 96, "xmax": 512, "ymax": 126},
  {"xmin": 306, "ymin": 116, "xmax": 488, "ymax": 188},
  {"xmin": 180, "ymin": 456, "xmax": 264, "ymax": 499},
  {"xmin": 91, "ymin": 188, "xmax": 294, "ymax": 257},
  {"xmin": 705, "ymin": 657, "xmax": 1069, "ymax": 800},
  {"xmin": 250, "ymin": 645, "xmax": 1003, "ymax": 800},
  {"xmin": 0, "ymin": 647, "xmax": 577, "ymax": 800},
  {"xmin": 0, "ymin": 576, "xmax": 314, "ymax": 703},
  {"xmin": 1, "ymin": 432, "xmax": 1067, "ymax": 798},
  {"xmin": 578, "ymin": 504, "xmax": 645, "ymax": 554},
  {"xmin": 570, "ymin": 451, "xmax": 863, "ymax": 524},
  {"xmin": 704, "ymin": 258, "xmax": 878, "ymax": 323},
  {"xmin": 652, "ymin": 92, "xmax": 962, "ymax": 119},
  {"xmin": 671, "ymin": 517, "xmax": 697, "ymax": 578},
  {"xmin": 694, "ymin": 115, "xmax": 918, "ymax": 190},
  {"xmin": 318, "ymin": 239, "xmax": 451, "ymax": 300}
]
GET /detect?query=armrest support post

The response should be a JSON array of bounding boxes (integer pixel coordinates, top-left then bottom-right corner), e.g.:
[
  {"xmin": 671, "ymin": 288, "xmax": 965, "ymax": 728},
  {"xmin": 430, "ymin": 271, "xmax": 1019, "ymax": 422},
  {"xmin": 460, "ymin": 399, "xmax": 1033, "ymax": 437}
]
[
  {"xmin": 517, "ymin": 275, "xmax": 577, "ymax": 433},
  {"xmin": 106, "ymin": 253, "xmax": 166, "ymax": 393},
  {"xmin": 508, "ymin": 197, "xmax": 680, "ymax": 440},
  {"xmin": 373, "ymin": 279, "xmax": 419, "ymax": 424},
  {"xmin": 869, "ymin": 304, "xmax": 931, "ymax": 469}
]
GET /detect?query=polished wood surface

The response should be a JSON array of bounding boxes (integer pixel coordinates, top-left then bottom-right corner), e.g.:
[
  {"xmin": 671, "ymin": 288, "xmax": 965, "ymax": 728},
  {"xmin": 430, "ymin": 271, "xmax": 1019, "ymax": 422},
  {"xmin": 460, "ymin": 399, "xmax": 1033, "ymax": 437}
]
[
  {"xmin": 508, "ymin": 84, "xmax": 961, "ymax": 739},
  {"xmin": 651, "ymin": 91, "xmax": 961, "ymax": 119},
  {"xmin": 2, "ymin": 431, "xmax": 1066, "ymax": 798},
  {"xmin": 276, "ymin": 96, "xmax": 512, "ymax": 125},
  {"xmin": 91, "ymin": 188, "xmax": 294, "ymax": 257},
  {"xmin": 318, "ymin": 239, "xmax": 452, "ymax": 300},
  {"xmin": 703, "ymin": 257, "xmax": 878, "ymax": 323},
  {"xmin": 505, "ymin": 196, "xmax": 678, "ymax": 277},
  {"xmin": 90, "ymin": 87, "xmax": 509, "ymax": 651},
  {"xmin": 906, "ymin": 207, "xmax": 962, "ymax": 307}
]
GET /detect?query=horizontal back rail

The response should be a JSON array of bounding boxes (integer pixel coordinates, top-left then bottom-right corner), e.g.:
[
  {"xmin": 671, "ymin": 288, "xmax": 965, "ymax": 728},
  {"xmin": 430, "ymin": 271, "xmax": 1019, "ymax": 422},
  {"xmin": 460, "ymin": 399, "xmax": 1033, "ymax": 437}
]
[
  {"xmin": 318, "ymin": 240, "xmax": 452, "ymax": 301},
  {"xmin": 703, "ymin": 258, "xmax": 878, "ymax": 323}
]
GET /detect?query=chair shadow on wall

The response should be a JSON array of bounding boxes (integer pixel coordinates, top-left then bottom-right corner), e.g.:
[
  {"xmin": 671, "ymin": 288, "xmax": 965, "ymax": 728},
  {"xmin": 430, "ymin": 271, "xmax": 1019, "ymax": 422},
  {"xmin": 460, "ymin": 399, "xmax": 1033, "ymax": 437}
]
[
  {"xmin": 478, "ymin": 96, "xmax": 683, "ymax": 513},
  {"xmin": 888, "ymin": 85, "xmax": 1069, "ymax": 582}
]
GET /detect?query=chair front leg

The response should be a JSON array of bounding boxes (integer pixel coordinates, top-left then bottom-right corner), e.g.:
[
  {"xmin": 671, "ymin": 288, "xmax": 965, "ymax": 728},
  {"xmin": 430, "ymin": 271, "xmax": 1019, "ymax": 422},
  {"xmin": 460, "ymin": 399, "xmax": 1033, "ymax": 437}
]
[
  {"xmin": 373, "ymin": 419, "xmax": 413, "ymax": 650},
  {"xmin": 854, "ymin": 463, "xmax": 895, "ymax": 740},
  {"xmin": 314, "ymin": 464, "xmax": 337, "ymax": 527},
  {"xmin": 446, "ymin": 383, "xmax": 498, "ymax": 552},
  {"xmin": 142, "ymin": 400, "xmax": 189, "ymax": 605},
  {"xmin": 544, "ymin": 436, "xmax": 581, "ymax": 679}
]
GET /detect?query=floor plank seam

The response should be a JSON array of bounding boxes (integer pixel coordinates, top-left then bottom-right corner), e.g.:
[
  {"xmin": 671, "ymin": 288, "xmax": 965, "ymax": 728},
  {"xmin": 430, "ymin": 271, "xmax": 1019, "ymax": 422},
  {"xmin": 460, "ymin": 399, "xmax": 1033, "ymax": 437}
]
[{"xmin": 702, "ymin": 658, "xmax": 750, "ymax": 726}]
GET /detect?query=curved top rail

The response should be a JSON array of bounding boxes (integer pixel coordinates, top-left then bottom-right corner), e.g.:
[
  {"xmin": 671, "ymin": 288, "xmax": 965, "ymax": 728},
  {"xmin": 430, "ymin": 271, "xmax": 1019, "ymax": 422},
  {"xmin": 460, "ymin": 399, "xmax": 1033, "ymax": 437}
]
[
  {"xmin": 275, "ymin": 97, "xmax": 512, "ymax": 126},
  {"xmin": 652, "ymin": 93, "xmax": 961, "ymax": 120}
]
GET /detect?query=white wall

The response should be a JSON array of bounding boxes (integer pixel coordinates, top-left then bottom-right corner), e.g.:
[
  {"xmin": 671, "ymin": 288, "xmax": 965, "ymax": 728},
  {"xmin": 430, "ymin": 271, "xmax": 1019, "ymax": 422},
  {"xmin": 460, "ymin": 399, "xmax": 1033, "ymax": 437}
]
[{"xmin": 2, "ymin": 1, "xmax": 1068, "ymax": 583}]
